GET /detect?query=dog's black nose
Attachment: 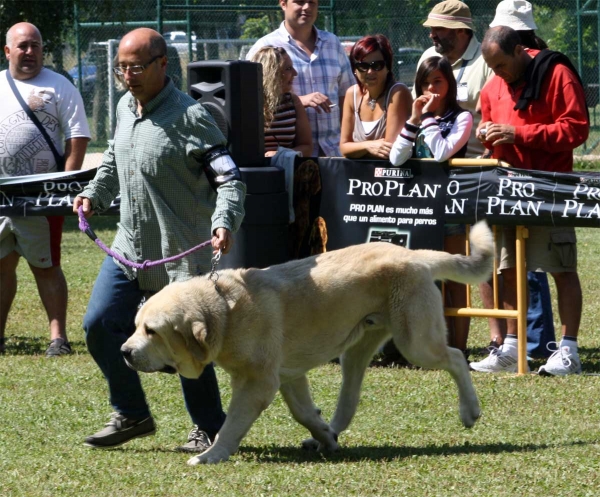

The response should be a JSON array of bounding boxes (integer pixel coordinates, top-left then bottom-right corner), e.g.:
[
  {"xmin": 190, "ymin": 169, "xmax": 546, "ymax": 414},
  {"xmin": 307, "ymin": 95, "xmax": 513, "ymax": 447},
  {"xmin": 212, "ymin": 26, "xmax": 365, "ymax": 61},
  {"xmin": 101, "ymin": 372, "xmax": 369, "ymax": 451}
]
[{"xmin": 121, "ymin": 346, "xmax": 132, "ymax": 359}]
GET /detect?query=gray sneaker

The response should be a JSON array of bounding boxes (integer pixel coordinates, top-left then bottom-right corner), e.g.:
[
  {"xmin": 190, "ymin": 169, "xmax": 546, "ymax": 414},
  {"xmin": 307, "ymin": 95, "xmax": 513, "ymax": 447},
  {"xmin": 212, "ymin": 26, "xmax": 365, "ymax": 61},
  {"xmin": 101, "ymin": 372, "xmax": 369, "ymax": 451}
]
[
  {"xmin": 45, "ymin": 338, "xmax": 71, "ymax": 357},
  {"xmin": 470, "ymin": 345, "xmax": 523, "ymax": 373},
  {"xmin": 176, "ymin": 425, "xmax": 214, "ymax": 453},
  {"xmin": 84, "ymin": 412, "xmax": 156, "ymax": 448},
  {"xmin": 538, "ymin": 344, "xmax": 582, "ymax": 376}
]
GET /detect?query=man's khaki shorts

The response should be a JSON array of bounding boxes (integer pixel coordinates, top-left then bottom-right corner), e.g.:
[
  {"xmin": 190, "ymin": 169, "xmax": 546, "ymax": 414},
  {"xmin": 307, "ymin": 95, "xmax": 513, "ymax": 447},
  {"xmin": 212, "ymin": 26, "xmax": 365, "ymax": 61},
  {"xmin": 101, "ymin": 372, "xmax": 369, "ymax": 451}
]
[
  {"xmin": 0, "ymin": 216, "xmax": 64, "ymax": 268},
  {"xmin": 497, "ymin": 225, "xmax": 577, "ymax": 274}
]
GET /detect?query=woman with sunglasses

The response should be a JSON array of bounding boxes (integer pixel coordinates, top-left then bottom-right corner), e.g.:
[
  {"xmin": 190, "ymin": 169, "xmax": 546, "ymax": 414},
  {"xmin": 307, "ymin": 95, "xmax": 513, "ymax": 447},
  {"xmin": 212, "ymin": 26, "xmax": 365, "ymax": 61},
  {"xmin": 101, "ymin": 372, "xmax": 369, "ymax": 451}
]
[
  {"xmin": 340, "ymin": 35, "xmax": 412, "ymax": 160},
  {"xmin": 251, "ymin": 46, "xmax": 313, "ymax": 158}
]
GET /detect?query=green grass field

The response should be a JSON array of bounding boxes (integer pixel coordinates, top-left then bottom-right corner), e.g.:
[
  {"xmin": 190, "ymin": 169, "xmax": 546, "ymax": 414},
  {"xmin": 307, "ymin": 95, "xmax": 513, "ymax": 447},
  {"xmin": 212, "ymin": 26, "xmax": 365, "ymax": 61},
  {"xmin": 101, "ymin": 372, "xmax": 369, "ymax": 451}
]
[{"xmin": 1, "ymin": 214, "xmax": 599, "ymax": 496}]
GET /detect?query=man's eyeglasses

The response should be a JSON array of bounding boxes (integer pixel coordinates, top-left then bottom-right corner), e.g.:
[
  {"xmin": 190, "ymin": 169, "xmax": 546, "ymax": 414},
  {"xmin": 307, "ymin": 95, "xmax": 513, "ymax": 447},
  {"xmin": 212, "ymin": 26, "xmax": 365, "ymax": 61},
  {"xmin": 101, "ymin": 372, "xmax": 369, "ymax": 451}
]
[
  {"xmin": 355, "ymin": 60, "xmax": 386, "ymax": 73},
  {"xmin": 113, "ymin": 54, "xmax": 164, "ymax": 77}
]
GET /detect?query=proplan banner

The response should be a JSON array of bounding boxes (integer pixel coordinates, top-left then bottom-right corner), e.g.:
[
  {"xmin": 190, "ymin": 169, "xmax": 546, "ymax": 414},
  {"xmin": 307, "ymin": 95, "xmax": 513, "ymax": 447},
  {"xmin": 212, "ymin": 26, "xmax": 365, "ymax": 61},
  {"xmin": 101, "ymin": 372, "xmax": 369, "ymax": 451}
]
[
  {"xmin": 445, "ymin": 166, "xmax": 600, "ymax": 227},
  {"xmin": 0, "ymin": 169, "xmax": 120, "ymax": 216},
  {"xmin": 1, "ymin": 161, "xmax": 599, "ymax": 231},
  {"xmin": 317, "ymin": 158, "xmax": 447, "ymax": 251}
]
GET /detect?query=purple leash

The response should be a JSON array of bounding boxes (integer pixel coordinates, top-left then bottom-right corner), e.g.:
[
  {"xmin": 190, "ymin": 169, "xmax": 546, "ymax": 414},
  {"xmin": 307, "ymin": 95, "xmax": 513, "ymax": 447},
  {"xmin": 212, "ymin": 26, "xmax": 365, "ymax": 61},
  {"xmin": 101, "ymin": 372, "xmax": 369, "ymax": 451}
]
[{"xmin": 77, "ymin": 205, "xmax": 214, "ymax": 270}]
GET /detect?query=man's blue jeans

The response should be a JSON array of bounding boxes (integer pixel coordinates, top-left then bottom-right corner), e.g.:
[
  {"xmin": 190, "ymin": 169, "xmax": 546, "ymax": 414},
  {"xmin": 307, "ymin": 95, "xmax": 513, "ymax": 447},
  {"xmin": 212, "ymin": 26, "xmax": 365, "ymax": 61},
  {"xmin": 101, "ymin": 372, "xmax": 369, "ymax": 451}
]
[
  {"xmin": 527, "ymin": 271, "xmax": 555, "ymax": 358},
  {"xmin": 83, "ymin": 256, "xmax": 226, "ymax": 436}
]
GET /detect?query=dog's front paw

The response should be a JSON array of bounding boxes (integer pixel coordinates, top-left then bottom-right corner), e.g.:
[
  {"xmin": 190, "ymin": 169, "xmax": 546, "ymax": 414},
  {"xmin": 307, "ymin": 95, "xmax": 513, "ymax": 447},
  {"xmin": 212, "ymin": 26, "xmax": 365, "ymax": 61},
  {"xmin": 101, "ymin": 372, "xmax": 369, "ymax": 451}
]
[
  {"xmin": 460, "ymin": 401, "xmax": 481, "ymax": 428},
  {"xmin": 301, "ymin": 433, "xmax": 339, "ymax": 452},
  {"xmin": 460, "ymin": 406, "xmax": 481, "ymax": 428},
  {"xmin": 301, "ymin": 437, "xmax": 320, "ymax": 451},
  {"xmin": 187, "ymin": 447, "xmax": 230, "ymax": 465}
]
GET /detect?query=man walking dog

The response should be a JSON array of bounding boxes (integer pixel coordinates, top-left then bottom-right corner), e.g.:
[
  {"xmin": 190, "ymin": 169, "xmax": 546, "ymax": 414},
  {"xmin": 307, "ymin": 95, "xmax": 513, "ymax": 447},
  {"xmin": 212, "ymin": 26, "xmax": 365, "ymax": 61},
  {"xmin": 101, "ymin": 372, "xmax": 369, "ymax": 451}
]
[{"xmin": 74, "ymin": 28, "xmax": 245, "ymax": 451}]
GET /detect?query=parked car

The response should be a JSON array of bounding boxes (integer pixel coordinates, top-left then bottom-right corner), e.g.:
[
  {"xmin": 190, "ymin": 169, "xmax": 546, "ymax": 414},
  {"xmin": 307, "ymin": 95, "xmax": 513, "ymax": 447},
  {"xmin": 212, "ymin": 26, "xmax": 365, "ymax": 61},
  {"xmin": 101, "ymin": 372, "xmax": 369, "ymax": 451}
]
[
  {"xmin": 396, "ymin": 48, "xmax": 421, "ymax": 88},
  {"xmin": 164, "ymin": 30, "xmax": 197, "ymax": 54},
  {"xmin": 68, "ymin": 60, "xmax": 97, "ymax": 112},
  {"xmin": 340, "ymin": 40, "xmax": 356, "ymax": 57},
  {"xmin": 67, "ymin": 44, "xmax": 183, "ymax": 100},
  {"xmin": 68, "ymin": 61, "xmax": 97, "ymax": 95}
]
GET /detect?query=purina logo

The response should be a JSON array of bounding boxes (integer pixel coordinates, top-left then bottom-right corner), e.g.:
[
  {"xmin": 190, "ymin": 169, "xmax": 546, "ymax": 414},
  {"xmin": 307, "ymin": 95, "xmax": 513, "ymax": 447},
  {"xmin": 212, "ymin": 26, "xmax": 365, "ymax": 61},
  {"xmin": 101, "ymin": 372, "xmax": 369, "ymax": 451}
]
[
  {"xmin": 374, "ymin": 168, "xmax": 413, "ymax": 179},
  {"xmin": 506, "ymin": 171, "xmax": 532, "ymax": 179},
  {"xmin": 579, "ymin": 176, "xmax": 600, "ymax": 186}
]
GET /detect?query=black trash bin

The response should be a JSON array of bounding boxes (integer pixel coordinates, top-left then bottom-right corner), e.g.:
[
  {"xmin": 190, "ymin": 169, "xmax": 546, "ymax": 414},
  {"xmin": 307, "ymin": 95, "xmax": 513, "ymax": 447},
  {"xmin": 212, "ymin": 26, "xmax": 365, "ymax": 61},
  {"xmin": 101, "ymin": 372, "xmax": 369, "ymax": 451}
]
[{"xmin": 220, "ymin": 166, "xmax": 289, "ymax": 270}]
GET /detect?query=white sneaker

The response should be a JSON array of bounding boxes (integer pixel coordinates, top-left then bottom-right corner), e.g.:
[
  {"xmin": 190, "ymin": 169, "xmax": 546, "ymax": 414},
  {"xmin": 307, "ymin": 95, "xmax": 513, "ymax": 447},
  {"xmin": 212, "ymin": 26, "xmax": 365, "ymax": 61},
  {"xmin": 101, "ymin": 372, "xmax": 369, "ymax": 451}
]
[
  {"xmin": 538, "ymin": 343, "xmax": 582, "ymax": 376},
  {"xmin": 470, "ymin": 345, "xmax": 521, "ymax": 373}
]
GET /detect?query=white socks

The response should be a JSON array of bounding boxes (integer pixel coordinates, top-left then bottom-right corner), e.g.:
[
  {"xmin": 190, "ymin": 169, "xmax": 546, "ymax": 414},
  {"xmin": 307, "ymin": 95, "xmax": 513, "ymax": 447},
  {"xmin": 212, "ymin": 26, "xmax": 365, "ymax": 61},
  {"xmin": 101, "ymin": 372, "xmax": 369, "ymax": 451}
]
[
  {"xmin": 501, "ymin": 336, "xmax": 518, "ymax": 356},
  {"xmin": 560, "ymin": 337, "xmax": 578, "ymax": 354}
]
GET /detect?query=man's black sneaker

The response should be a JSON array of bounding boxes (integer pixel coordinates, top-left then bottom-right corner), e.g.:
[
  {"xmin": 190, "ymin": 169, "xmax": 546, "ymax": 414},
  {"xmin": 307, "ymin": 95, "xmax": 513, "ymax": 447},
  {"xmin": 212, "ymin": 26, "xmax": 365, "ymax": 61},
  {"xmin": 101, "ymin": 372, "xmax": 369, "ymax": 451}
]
[
  {"xmin": 477, "ymin": 338, "xmax": 500, "ymax": 356},
  {"xmin": 176, "ymin": 425, "xmax": 214, "ymax": 453},
  {"xmin": 45, "ymin": 338, "xmax": 72, "ymax": 357},
  {"xmin": 84, "ymin": 412, "xmax": 156, "ymax": 448},
  {"xmin": 462, "ymin": 349, "xmax": 470, "ymax": 364}
]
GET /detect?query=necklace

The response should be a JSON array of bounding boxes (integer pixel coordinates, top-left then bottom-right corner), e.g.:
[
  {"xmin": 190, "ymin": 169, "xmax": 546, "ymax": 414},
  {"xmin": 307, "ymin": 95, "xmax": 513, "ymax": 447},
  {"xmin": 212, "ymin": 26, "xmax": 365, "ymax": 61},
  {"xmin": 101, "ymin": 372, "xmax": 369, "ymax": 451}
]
[{"xmin": 367, "ymin": 96, "xmax": 378, "ymax": 110}]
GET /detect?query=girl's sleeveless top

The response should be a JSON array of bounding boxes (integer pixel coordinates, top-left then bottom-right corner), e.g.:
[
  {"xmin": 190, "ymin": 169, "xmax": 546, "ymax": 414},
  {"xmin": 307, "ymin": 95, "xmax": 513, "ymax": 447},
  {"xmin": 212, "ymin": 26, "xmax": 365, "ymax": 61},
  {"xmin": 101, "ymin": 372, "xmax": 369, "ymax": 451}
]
[{"xmin": 352, "ymin": 82, "xmax": 404, "ymax": 143}]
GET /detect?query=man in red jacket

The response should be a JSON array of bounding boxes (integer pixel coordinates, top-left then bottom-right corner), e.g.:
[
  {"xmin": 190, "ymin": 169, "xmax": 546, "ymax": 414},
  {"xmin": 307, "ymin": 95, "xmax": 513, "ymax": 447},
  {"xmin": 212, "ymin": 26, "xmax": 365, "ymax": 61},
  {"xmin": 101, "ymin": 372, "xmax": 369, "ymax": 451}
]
[{"xmin": 470, "ymin": 26, "xmax": 589, "ymax": 376}]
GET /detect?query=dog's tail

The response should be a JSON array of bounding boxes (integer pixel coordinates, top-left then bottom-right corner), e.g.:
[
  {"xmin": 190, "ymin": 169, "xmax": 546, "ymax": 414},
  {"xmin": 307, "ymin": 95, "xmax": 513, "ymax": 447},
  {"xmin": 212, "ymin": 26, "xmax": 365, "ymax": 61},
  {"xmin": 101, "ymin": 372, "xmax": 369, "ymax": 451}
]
[{"xmin": 425, "ymin": 220, "xmax": 494, "ymax": 285}]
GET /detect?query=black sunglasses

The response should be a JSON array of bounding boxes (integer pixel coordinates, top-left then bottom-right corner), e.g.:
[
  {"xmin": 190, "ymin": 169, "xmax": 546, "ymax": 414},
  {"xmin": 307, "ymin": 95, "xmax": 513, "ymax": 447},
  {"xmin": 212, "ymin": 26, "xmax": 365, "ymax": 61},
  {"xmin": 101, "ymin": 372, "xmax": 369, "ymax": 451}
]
[{"xmin": 355, "ymin": 60, "xmax": 386, "ymax": 73}]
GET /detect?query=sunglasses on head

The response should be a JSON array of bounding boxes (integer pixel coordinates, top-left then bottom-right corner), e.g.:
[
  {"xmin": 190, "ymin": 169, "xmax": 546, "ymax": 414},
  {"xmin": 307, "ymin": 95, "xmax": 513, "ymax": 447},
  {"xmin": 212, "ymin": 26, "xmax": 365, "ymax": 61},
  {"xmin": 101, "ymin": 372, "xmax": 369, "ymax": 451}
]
[{"xmin": 355, "ymin": 60, "xmax": 386, "ymax": 73}]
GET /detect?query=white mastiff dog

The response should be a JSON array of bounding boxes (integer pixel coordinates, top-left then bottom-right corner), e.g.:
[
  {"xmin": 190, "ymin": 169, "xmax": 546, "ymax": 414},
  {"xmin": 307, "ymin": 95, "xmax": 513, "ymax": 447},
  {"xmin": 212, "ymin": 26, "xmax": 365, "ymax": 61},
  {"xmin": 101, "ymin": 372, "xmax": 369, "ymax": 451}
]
[{"xmin": 122, "ymin": 221, "xmax": 493, "ymax": 464}]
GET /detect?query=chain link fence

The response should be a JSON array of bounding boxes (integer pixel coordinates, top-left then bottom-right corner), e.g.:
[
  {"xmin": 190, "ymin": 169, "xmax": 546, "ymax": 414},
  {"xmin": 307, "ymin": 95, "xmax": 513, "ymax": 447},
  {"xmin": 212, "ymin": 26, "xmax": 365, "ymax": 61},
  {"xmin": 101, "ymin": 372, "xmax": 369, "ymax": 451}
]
[{"xmin": 4, "ymin": 1, "xmax": 598, "ymax": 153}]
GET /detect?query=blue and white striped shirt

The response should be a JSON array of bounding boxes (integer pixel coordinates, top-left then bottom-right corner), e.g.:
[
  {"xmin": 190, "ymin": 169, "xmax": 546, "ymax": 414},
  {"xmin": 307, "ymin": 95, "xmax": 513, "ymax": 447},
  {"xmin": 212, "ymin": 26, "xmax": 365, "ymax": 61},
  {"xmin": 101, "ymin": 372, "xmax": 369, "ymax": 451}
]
[{"xmin": 247, "ymin": 22, "xmax": 354, "ymax": 157}]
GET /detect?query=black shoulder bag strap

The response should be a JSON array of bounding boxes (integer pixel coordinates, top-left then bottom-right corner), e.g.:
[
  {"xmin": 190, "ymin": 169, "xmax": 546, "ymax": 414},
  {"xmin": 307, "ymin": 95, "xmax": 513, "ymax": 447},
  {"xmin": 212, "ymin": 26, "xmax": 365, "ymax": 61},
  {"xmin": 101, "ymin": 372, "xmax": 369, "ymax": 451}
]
[{"xmin": 6, "ymin": 71, "xmax": 65, "ymax": 171}]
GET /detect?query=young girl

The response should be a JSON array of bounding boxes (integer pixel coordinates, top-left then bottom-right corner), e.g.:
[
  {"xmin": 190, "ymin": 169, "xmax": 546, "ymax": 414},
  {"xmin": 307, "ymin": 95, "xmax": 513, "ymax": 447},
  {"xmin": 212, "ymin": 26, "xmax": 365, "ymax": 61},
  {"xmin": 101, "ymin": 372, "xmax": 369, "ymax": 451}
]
[
  {"xmin": 389, "ymin": 56, "xmax": 472, "ymax": 165},
  {"xmin": 251, "ymin": 46, "xmax": 313, "ymax": 158},
  {"xmin": 389, "ymin": 56, "xmax": 473, "ymax": 358}
]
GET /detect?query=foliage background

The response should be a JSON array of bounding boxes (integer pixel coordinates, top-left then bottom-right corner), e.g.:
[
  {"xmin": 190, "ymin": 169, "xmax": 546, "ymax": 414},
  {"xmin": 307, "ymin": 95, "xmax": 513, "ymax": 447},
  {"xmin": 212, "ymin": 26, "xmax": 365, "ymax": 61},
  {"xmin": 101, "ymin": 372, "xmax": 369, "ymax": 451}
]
[
  {"xmin": 0, "ymin": 1, "xmax": 596, "ymax": 69},
  {"xmin": 2, "ymin": 1, "xmax": 600, "ymax": 153}
]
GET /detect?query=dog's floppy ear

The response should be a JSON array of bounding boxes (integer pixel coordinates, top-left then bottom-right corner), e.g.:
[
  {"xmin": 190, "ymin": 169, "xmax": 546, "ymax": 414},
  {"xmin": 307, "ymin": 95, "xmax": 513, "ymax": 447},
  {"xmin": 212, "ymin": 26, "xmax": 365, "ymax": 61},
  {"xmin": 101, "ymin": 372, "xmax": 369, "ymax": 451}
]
[{"xmin": 190, "ymin": 321, "xmax": 211, "ymax": 362}]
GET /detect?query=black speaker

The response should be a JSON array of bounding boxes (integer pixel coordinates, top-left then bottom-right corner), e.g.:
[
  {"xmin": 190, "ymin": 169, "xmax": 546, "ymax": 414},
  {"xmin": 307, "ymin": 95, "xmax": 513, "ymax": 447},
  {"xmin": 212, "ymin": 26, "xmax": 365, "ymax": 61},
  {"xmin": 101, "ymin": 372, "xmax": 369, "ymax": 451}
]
[
  {"xmin": 219, "ymin": 167, "xmax": 290, "ymax": 270},
  {"xmin": 188, "ymin": 60, "xmax": 264, "ymax": 167}
]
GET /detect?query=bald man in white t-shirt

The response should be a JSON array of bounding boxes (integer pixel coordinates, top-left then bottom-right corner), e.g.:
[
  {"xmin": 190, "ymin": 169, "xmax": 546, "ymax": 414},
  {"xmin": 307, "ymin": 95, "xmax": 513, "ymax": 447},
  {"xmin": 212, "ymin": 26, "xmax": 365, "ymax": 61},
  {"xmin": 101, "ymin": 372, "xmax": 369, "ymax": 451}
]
[{"xmin": 0, "ymin": 22, "xmax": 90, "ymax": 356}]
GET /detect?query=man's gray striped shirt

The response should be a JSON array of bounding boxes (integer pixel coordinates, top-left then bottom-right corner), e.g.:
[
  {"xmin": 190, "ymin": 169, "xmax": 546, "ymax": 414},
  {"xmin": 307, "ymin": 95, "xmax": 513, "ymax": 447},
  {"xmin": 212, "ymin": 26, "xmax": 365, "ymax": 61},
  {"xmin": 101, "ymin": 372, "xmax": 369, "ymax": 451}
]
[{"xmin": 81, "ymin": 79, "xmax": 245, "ymax": 291}]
